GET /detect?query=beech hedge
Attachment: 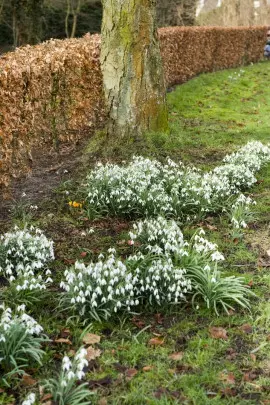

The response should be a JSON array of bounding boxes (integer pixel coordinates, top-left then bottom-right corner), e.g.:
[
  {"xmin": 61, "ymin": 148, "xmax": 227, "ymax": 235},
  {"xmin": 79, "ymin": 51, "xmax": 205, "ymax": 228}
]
[{"xmin": 0, "ymin": 26, "xmax": 267, "ymax": 192}]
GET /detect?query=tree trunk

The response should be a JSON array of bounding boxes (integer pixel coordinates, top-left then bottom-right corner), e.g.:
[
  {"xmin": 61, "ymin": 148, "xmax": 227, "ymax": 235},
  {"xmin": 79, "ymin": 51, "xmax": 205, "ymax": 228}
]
[{"xmin": 101, "ymin": 0, "xmax": 168, "ymax": 139}]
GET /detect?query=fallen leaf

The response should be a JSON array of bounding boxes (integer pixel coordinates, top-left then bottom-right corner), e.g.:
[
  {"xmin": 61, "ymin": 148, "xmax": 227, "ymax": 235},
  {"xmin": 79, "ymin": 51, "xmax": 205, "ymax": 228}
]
[
  {"xmin": 209, "ymin": 327, "xmax": 228, "ymax": 340},
  {"xmin": 250, "ymin": 353, "xmax": 256, "ymax": 362},
  {"xmin": 131, "ymin": 317, "xmax": 145, "ymax": 329},
  {"xmin": 125, "ymin": 368, "xmax": 138, "ymax": 380},
  {"xmin": 40, "ymin": 394, "xmax": 53, "ymax": 403},
  {"xmin": 169, "ymin": 352, "xmax": 184, "ymax": 361},
  {"xmin": 86, "ymin": 346, "xmax": 101, "ymax": 361},
  {"xmin": 220, "ymin": 387, "xmax": 238, "ymax": 397},
  {"xmin": 80, "ymin": 251, "xmax": 87, "ymax": 257},
  {"xmin": 176, "ymin": 364, "xmax": 194, "ymax": 373},
  {"xmin": 22, "ymin": 374, "xmax": 37, "ymax": 386},
  {"xmin": 68, "ymin": 349, "xmax": 76, "ymax": 357},
  {"xmin": 154, "ymin": 313, "xmax": 164, "ymax": 324},
  {"xmin": 206, "ymin": 224, "xmax": 218, "ymax": 231},
  {"xmin": 82, "ymin": 333, "xmax": 100, "ymax": 345},
  {"xmin": 243, "ymin": 371, "xmax": 257, "ymax": 382},
  {"xmin": 98, "ymin": 398, "xmax": 108, "ymax": 405},
  {"xmin": 153, "ymin": 387, "xmax": 184, "ymax": 400},
  {"xmin": 60, "ymin": 328, "xmax": 71, "ymax": 338},
  {"xmin": 258, "ymin": 258, "xmax": 270, "ymax": 267},
  {"xmin": 143, "ymin": 366, "xmax": 154, "ymax": 372},
  {"xmin": 226, "ymin": 348, "xmax": 237, "ymax": 360},
  {"xmin": 154, "ymin": 387, "xmax": 169, "ymax": 399},
  {"xmin": 63, "ymin": 258, "xmax": 75, "ymax": 265},
  {"xmin": 54, "ymin": 338, "xmax": 72, "ymax": 345},
  {"xmin": 240, "ymin": 323, "xmax": 253, "ymax": 334},
  {"xmin": 53, "ymin": 353, "xmax": 62, "ymax": 359},
  {"xmin": 148, "ymin": 336, "xmax": 165, "ymax": 346},
  {"xmin": 219, "ymin": 372, "xmax": 236, "ymax": 385}
]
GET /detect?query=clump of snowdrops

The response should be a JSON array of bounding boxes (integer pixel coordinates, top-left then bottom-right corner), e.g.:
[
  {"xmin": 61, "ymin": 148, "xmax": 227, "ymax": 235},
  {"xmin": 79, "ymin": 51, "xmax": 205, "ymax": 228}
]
[
  {"xmin": 229, "ymin": 193, "xmax": 257, "ymax": 237},
  {"xmin": 0, "ymin": 304, "xmax": 47, "ymax": 385},
  {"xmin": 0, "ymin": 226, "xmax": 54, "ymax": 305},
  {"xmin": 83, "ymin": 141, "xmax": 270, "ymax": 222},
  {"xmin": 43, "ymin": 347, "xmax": 92, "ymax": 405},
  {"xmin": 129, "ymin": 217, "xmax": 252, "ymax": 314},
  {"xmin": 60, "ymin": 217, "xmax": 252, "ymax": 319}
]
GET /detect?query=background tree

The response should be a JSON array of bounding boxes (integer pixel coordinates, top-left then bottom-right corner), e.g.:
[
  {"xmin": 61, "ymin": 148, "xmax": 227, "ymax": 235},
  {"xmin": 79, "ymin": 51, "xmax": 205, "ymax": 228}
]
[
  {"xmin": 11, "ymin": 0, "xmax": 44, "ymax": 47},
  {"xmin": 100, "ymin": 0, "xmax": 168, "ymax": 139},
  {"xmin": 156, "ymin": 0, "xmax": 196, "ymax": 27},
  {"xmin": 0, "ymin": 0, "xmax": 44, "ymax": 48},
  {"xmin": 197, "ymin": 0, "xmax": 270, "ymax": 26}
]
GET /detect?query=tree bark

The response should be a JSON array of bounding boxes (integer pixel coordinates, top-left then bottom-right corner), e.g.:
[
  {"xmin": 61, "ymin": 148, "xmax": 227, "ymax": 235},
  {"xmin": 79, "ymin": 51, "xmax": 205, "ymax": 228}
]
[{"xmin": 101, "ymin": 0, "xmax": 168, "ymax": 139}]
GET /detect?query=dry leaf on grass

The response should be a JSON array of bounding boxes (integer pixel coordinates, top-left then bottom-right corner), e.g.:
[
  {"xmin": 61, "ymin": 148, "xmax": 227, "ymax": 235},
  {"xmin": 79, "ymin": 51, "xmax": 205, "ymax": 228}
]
[
  {"xmin": 209, "ymin": 327, "xmax": 228, "ymax": 340},
  {"xmin": 142, "ymin": 366, "xmax": 154, "ymax": 372},
  {"xmin": 98, "ymin": 398, "xmax": 108, "ymax": 405},
  {"xmin": 22, "ymin": 374, "xmax": 37, "ymax": 386},
  {"xmin": 131, "ymin": 317, "xmax": 146, "ymax": 329},
  {"xmin": 250, "ymin": 353, "xmax": 256, "ymax": 362},
  {"xmin": 219, "ymin": 372, "xmax": 236, "ymax": 385},
  {"xmin": 125, "ymin": 368, "xmax": 138, "ymax": 380},
  {"xmin": 243, "ymin": 371, "xmax": 258, "ymax": 382},
  {"xmin": 82, "ymin": 333, "xmax": 101, "ymax": 345},
  {"xmin": 54, "ymin": 338, "xmax": 72, "ymax": 345},
  {"xmin": 86, "ymin": 346, "xmax": 101, "ymax": 361},
  {"xmin": 154, "ymin": 313, "xmax": 164, "ymax": 324},
  {"xmin": 239, "ymin": 323, "xmax": 253, "ymax": 334},
  {"xmin": 148, "ymin": 336, "xmax": 165, "ymax": 346},
  {"xmin": 60, "ymin": 328, "xmax": 71, "ymax": 338},
  {"xmin": 169, "ymin": 352, "xmax": 184, "ymax": 361},
  {"xmin": 40, "ymin": 394, "xmax": 53, "ymax": 403}
]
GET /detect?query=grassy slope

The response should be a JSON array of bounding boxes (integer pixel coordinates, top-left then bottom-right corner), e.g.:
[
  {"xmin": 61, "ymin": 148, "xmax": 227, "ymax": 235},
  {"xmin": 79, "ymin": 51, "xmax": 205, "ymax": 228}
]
[{"xmin": 1, "ymin": 62, "xmax": 270, "ymax": 405}]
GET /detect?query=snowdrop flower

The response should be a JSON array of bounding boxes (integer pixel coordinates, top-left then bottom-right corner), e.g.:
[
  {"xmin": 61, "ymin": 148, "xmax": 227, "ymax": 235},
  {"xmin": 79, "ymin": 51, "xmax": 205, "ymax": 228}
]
[
  {"xmin": 21, "ymin": 393, "xmax": 35, "ymax": 405},
  {"xmin": 62, "ymin": 356, "xmax": 72, "ymax": 371}
]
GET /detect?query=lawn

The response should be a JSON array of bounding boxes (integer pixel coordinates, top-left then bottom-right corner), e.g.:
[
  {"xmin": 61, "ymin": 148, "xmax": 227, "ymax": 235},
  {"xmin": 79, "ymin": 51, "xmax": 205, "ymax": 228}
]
[{"xmin": 0, "ymin": 61, "xmax": 270, "ymax": 405}]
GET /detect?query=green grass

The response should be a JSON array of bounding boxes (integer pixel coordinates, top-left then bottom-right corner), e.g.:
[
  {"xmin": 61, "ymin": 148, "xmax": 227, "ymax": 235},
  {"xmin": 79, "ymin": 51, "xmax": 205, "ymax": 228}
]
[
  {"xmin": 1, "ymin": 61, "xmax": 270, "ymax": 404},
  {"xmin": 150, "ymin": 61, "xmax": 270, "ymax": 168}
]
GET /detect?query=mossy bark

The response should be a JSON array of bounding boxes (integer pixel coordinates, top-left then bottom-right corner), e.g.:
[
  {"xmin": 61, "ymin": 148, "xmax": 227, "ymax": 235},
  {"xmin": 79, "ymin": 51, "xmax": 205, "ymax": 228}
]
[{"xmin": 100, "ymin": 0, "xmax": 168, "ymax": 139}]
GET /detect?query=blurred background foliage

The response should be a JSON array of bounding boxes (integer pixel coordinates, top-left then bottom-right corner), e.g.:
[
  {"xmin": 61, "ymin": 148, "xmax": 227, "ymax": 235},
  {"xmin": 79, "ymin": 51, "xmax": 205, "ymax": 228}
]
[
  {"xmin": 0, "ymin": 0, "xmax": 269, "ymax": 53},
  {"xmin": 0, "ymin": 0, "xmax": 196, "ymax": 52}
]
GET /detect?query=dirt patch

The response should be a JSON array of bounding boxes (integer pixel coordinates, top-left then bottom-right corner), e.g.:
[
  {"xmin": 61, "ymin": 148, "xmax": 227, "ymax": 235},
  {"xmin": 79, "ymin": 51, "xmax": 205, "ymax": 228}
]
[
  {"xmin": 246, "ymin": 227, "xmax": 270, "ymax": 267},
  {"xmin": 0, "ymin": 136, "xmax": 94, "ymax": 222}
]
